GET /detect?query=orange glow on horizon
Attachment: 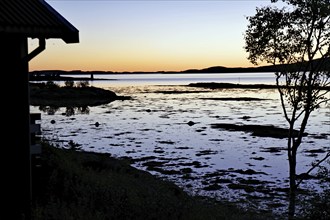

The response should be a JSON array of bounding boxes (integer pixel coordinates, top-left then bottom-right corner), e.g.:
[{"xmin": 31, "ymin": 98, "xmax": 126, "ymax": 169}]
[
  {"xmin": 27, "ymin": 1, "xmax": 272, "ymax": 73},
  {"xmin": 29, "ymin": 59, "xmax": 255, "ymax": 72},
  {"xmin": 28, "ymin": 40, "xmax": 256, "ymax": 72}
]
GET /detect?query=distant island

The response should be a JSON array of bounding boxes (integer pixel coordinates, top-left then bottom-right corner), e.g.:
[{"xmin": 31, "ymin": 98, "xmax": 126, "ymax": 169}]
[{"xmin": 29, "ymin": 57, "xmax": 330, "ymax": 81}]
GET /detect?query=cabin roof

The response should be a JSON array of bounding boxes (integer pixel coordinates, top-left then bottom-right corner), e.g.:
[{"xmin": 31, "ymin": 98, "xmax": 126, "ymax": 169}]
[{"xmin": 0, "ymin": 0, "xmax": 79, "ymax": 43}]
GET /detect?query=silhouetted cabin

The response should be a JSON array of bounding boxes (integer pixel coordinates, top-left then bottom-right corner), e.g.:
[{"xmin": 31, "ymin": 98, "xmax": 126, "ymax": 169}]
[{"xmin": 0, "ymin": 0, "xmax": 79, "ymax": 219}]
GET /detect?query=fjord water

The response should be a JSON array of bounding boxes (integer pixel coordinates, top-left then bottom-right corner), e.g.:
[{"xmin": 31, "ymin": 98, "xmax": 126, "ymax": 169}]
[
  {"xmin": 78, "ymin": 72, "xmax": 277, "ymax": 87},
  {"xmin": 30, "ymin": 72, "xmax": 330, "ymax": 215}
]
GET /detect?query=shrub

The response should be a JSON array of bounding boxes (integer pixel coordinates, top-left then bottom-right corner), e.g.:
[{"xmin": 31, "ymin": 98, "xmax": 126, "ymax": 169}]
[
  {"xmin": 76, "ymin": 80, "xmax": 89, "ymax": 88},
  {"xmin": 45, "ymin": 81, "xmax": 59, "ymax": 89},
  {"xmin": 64, "ymin": 80, "xmax": 75, "ymax": 87}
]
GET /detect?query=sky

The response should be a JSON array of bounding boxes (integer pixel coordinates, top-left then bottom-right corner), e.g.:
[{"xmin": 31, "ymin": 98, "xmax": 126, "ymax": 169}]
[{"xmin": 29, "ymin": 0, "xmax": 275, "ymax": 72}]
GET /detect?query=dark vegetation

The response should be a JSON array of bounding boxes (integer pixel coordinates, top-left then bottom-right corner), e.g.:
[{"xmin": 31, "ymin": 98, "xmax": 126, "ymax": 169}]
[
  {"xmin": 29, "ymin": 81, "xmax": 131, "ymax": 107},
  {"xmin": 31, "ymin": 141, "xmax": 330, "ymax": 219},
  {"xmin": 31, "ymin": 141, "xmax": 273, "ymax": 220}
]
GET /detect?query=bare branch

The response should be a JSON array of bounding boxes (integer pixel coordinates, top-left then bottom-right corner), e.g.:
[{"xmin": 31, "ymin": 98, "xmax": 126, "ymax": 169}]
[{"xmin": 296, "ymin": 152, "xmax": 330, "ymax": 188}]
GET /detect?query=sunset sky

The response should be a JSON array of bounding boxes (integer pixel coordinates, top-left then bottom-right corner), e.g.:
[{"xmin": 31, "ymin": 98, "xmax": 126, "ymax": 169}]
[{"xmin": 29, "ymin": 0, "xmax": 274, "ymax": 72}]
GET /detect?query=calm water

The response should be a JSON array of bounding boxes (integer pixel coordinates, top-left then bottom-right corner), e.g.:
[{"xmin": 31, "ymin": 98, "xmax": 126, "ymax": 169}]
[
  {"xmin": 30, "ymin": 72, "xmax": 330, "ymax": 215},
  {"xmin": 68, "ymin": 72, "xmax": 277, "ymax": 87}
]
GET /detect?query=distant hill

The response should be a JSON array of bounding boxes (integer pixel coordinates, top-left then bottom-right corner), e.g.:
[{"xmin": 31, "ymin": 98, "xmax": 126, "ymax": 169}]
[
  {"xmin": 181, "ymin": 57, "xmax": 330, "ymax": 73},
  {"xmin": 29, "ymin": 57, "xmax": 330, "ymax": 78}
]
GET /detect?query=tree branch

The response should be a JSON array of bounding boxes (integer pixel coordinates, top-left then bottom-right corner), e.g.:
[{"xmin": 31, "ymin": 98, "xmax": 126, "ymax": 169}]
[{"xmin": 297, "ymin": 152, "xmax": 330, "ymax": 188}]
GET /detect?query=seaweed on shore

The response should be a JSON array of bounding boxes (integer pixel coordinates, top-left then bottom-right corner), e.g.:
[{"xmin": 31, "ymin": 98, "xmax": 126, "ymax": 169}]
[
  {"xmin": 189, "ymin": 82, "xmax": 278, "ymax": 89},
  {"xmin": 200, "ymin": 97, "xmax": 268, "ymax": 101},
  {"xmin": 188, "ymin": 82, "xmax": 330, "ymax": 90},
  {"xmin": 211, "ymin": 123, "xmax": 308, "ymax": 139},
  {"xmin": 31, "ymin": 141, "xmax": 272, "ymax": 220}
]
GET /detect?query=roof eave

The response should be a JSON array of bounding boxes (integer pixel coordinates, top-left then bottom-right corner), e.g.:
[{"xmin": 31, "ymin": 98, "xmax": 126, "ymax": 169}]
[
  {"xmin": 39, "ymin": 0, "xmax": 79, "ymax": 43},
  {"xmin": 0, "ymin": 0, "xmax": 79, "ymax": 44},
  {"xmin": 0, "ymin": 28, "xmax": 79, "ymax": 44},
  {"xmin": 62, "ymin": 31, "xmax": 79, "ymax": 44}
]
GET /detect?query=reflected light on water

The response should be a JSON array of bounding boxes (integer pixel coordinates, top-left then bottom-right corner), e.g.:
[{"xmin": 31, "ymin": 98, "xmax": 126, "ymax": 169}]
[{"xmin": 30, "ymin": 73, "xmax": 330, "ymax": 215}]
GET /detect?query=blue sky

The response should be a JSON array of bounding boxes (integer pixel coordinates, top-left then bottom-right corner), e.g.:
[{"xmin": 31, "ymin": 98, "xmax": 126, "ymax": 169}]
[{"xmin": 29, "ymin": 0, "xmax": 274, "ymax": 72}]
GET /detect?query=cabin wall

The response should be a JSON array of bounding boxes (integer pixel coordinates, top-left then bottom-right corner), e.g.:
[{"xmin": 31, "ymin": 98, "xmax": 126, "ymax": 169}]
[{"xmin": 1, "ymin": 35, "xmax": 31, "ymax": 219}]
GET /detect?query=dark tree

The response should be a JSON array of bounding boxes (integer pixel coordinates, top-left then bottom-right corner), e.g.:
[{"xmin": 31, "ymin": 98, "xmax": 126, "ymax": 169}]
[{"xmin": 244, "ymin": 0, "xmax": 330, "ymax": 218}]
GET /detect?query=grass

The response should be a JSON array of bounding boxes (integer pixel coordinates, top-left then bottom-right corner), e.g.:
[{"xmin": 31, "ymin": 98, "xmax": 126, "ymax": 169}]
[{"xmin": 31, "ymin": 141, "xmax": 274, "ymax": 220}]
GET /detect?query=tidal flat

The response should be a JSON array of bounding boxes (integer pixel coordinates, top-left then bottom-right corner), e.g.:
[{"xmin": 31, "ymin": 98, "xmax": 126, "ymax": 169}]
[{"xmin": 30, "ymin": 83, "xmax": 330, "ymax": 215}]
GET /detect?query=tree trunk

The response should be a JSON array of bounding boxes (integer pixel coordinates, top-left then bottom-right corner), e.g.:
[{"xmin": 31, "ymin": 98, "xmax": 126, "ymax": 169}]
[
  {"xmin": 288, "ymin": 190, "xmax": 296, "ymax": 220},
  {"xmin": 288, "ymin": 147, "xmax": 297, "ymax": 219},
  {"xmin": 288, "ymin": 157, "xmax": 297, "ymax": 219}
]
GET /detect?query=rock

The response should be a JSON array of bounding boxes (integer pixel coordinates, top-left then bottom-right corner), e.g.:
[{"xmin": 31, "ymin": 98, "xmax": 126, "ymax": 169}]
[{"xmin": 187, "ymin": 121, "xmax": 195, "ymax": 126}]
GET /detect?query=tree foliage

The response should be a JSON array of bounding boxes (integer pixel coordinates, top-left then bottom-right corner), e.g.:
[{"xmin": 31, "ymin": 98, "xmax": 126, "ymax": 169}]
[
  {"xmin": 244, "ymin": 0, "xmax": 330, "ymax": 217},
  {"xmin": 245, "ymin": 0, "xmax": 330, "ymax": 66}
]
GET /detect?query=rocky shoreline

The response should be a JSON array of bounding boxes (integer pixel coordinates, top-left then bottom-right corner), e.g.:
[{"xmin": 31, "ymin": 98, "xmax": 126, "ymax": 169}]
[{"xmin": 29, "ymin": 82, "xmax": 131, "ymax": 107}]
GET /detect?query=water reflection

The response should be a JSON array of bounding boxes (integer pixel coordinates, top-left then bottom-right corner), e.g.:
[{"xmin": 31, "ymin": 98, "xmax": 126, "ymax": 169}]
[{"xmin": 38, "ymin": 105, "xmax": 90, "ymax": 116}]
